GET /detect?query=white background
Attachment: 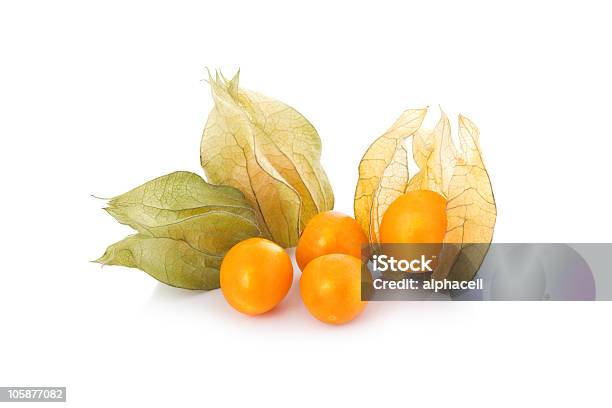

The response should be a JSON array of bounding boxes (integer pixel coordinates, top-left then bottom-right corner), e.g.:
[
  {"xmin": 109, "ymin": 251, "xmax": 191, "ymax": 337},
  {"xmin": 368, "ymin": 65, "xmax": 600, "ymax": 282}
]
[{"xmin": 1, "ymin": 1, "xmax": 611, "ymax": 407}]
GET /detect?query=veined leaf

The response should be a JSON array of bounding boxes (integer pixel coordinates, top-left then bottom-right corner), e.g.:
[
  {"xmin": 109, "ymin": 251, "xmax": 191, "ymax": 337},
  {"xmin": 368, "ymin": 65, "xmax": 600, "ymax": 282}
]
[
  {"xmin": 141, "ymin": 210, "xmax": 261, "ymax": 255},
  {"xmin": 354, "ymin": 108, "xmax": 427, "ymax": 242},
  {"xmin": 95, "ymin": 234, "xmax": 222, "ymax": 290},
  {"xmin": 201, "ymin": 71, "xmax": 334, "ymax": 247},
  {"xmin": 105, "ymin": 171, "xmax": 256, "ymax": 232},
  {"xmin": 105, "ymin": 204, "xmax": 254, "ymax": 234},
  {"xmin": 97, "ymin": 171, "xmax": 262, "ymax": 289}
]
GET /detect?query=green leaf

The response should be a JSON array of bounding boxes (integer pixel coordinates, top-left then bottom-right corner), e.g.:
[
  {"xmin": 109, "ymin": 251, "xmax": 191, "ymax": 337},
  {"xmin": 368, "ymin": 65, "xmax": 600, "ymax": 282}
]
[
  {"xmin": 95, "ymin": 234, "xmax": 222, "ymax": 290},
  {"xmin": 105, "ymin": 171, "xmax": 257, "ymax": 232},
  {"xmin": 139, "ymin": 210, "xmax": 261, "ymax": 255},
  {"xmin": 97, "ymin": 171, "xmax": 262, "ymax": 289}
]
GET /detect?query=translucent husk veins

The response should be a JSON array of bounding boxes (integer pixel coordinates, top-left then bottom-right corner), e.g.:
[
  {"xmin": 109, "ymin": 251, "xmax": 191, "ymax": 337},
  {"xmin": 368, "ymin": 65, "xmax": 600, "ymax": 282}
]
[
  {"xmin": 200, "ymin": 71, "xmax": 334, "ymax": 248},
  {"xmin": 354, "ymin": 108, "xmax": 497, "ymax": 281}
]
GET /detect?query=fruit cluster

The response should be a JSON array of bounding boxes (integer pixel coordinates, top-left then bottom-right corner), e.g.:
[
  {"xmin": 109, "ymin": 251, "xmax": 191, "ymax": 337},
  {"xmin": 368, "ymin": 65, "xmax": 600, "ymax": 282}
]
[
  {"xmin": 220, "ymin": 189, "xmax": 448, "ymax": 324},
  {"xmin": 220, "ymin": 211, "xmax": 367, "ymax": 324}
]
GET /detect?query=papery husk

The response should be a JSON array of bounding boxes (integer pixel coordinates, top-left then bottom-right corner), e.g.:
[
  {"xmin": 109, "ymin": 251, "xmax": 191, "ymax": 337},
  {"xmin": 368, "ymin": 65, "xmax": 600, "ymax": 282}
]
[
  {"xmin": 201, "ymin": 71, "xmax": 334, "ymax": 247},
  {"xmin": 355, "ymin": 109, "xmax": 496, "ymax": 282}
]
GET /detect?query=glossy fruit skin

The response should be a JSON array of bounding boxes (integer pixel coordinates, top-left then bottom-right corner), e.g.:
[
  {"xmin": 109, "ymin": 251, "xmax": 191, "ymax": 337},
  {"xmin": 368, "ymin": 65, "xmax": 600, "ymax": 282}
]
[
  {"xmin": 220, "ymin": 238, "xmax": 293, "ymax": 316},
  {"xmin": 296, "ymin": 211, "xmax": 368, "ymax": 270},
  {"xmin": 300, "ymin": 254, "xmax": 367, "ymax": 324},
  {"xmin": 379, "ymin": 190, "xmax": 448, "ymax": 243}
]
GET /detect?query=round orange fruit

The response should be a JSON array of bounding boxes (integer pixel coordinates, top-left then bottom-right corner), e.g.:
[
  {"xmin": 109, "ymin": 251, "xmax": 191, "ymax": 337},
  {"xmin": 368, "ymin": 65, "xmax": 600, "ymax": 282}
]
[
  {"xmin": 300, "ymin": 254, "xmax": 367, "ymax": 324},
  {"xmin": 379, "ymin": 190, "xmax": 448, "ymax": 243},
  {"xmin": 296, "ymin": 211, "xmax": 367, "ymax": 270},
  {"xmin": 220, "ymin": 237, "xmax": 293, "ymax": 315}
]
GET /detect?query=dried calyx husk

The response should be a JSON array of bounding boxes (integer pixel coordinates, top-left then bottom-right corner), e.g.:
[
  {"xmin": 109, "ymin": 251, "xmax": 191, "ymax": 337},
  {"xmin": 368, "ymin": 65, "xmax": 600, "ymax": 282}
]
[
  {"xmin": 354, "ymin": 108, "xmax": 497, "ymax": 282},
  {"xmin": 95, "ymin": 171, "xmax": 261, "ymax": 289},
  {"xmin": 96, "ymin": 71, "xmax": 334, "ymax": 289},
  {"xmin": 201, "ymin": 70, "xmax": 334, "ymax": 248}
]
